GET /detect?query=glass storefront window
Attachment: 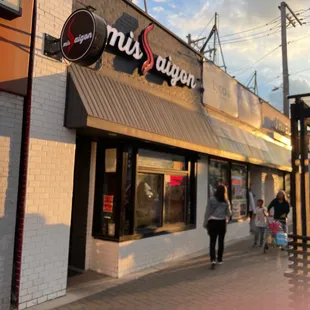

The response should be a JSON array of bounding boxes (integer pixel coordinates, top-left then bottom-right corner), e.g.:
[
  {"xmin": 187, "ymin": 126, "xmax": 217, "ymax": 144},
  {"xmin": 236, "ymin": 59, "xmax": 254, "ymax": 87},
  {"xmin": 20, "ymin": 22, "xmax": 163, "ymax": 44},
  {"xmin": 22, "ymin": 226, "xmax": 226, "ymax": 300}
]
[
  {"xmin": 209, "ymin": 159, "xmax": 229, "ymax": 197},
  {"xmin": 93, "ymin": 143, "xmax": 197, "ymax": 240},
  {"xmin": 134, "ymin": 149, "xmax": 195, "ymax": 234},
  {"xmin": 231, "ymin": 164, "xmax": 247, "ymax": 220}
]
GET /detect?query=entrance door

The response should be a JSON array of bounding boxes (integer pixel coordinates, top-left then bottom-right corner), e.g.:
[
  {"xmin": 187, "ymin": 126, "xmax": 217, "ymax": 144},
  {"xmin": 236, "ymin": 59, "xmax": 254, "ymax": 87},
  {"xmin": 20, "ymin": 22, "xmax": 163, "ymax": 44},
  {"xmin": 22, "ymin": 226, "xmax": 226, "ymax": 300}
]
[{"xmin": 68, "ymin": 136, "xmax": 92, "ymax": 275}]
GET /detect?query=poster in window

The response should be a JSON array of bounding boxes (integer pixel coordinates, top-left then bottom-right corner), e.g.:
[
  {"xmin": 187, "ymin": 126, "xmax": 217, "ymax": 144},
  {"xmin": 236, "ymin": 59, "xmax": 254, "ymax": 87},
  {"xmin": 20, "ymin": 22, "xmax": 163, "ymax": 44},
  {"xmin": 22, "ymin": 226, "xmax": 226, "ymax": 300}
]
[
  {"xmin": 105, "ymin": 149, "xmax": 117, "ymax": 172},
  {"xmin": 103, "ymin": 195, "xmax": 114, "ymax": 213},
  {"xmin": 108, "ymin": 223, "xmax": 115, "ymax": 237}
]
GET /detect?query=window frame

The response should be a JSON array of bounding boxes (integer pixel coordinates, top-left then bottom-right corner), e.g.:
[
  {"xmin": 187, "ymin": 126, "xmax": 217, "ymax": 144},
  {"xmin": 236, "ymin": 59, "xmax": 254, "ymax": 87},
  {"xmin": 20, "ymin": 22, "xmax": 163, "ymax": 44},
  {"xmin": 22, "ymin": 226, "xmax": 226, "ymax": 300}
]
[
  {"xmin": 208, "ymin": 156, "xmax": 249, "ymax": 223},
  {"xmin": 133, "ymin": 148, "xmax": 195, "ymax": 236},
  {"xmin": 135, "ymin": 168, "xmax": 189, "ymax": 231},
  {"xmin": 92, "ymin": 140, "xmax": 198, "ymax": 242},
  {"xmin": 230, "ymin": 162, "xmax": 248, "ymax": 221}
]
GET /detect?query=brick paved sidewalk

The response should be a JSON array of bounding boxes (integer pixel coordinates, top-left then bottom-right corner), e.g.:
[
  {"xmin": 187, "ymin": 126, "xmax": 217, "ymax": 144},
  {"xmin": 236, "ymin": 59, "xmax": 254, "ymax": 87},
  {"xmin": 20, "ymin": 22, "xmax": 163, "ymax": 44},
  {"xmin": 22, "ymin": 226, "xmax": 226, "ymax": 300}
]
[{"xmin": 51, "ymin": 237, "xmax": 301, "ymax": 310}]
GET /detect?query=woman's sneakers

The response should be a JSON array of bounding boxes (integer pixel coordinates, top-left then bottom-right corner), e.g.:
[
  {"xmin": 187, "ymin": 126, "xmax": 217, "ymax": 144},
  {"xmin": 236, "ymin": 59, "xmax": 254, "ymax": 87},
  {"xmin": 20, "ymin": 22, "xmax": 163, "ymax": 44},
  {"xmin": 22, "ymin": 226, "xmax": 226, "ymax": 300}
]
[{"xmin": 211, "ymin": 260, "xmax": 222, "ymax": 269}]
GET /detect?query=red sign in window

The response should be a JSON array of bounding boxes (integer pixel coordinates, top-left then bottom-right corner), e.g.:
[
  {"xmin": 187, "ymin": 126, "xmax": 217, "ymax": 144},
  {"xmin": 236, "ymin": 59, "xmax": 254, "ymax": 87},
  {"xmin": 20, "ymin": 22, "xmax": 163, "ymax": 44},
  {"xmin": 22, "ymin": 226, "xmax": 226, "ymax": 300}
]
[{"xmin": 103, "ymin": 195, "xmax": 114, "ymax": 213}]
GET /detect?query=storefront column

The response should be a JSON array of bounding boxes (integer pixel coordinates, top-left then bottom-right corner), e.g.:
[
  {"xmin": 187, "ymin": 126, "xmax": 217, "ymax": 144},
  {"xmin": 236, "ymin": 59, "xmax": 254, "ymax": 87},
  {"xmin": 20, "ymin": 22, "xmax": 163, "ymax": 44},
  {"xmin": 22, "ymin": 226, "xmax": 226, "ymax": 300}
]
[
  {"xmin": 85, "ymin": 142, "xmax": 97, "ymax": 270},
  {"xmin": 261, "ymin": 172, "xmax": 267, "ymax": 203}
]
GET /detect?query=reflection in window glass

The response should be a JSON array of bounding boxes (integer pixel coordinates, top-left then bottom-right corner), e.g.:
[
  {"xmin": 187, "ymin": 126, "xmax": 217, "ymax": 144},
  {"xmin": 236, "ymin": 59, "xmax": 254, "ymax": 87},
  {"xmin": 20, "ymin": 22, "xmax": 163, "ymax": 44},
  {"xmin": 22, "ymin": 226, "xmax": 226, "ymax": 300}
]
[
  {"xmin": 165, "ymin": 175, "xmax": 187, "ymax": 224},
  {"xmin": 123, "ymin": 148, "xmax": 134, "ymax": 236},
  {"xmin": 231, "ymin": 164, "xmax": 247, "ymax": 220},
  {"xmin": 209, "ymin": 159, "xmax": 229, "ymax": 197},
  {"xmin": 138, "ymin": 149, "xmax": 186, "ymax": 170},
  {"xmin": 285, "ymin": 173, "xmax": 290, "ymax": 200},
  {"xmin": 136, "ymin": 173, "xmax": 163, "ymax": 232}
]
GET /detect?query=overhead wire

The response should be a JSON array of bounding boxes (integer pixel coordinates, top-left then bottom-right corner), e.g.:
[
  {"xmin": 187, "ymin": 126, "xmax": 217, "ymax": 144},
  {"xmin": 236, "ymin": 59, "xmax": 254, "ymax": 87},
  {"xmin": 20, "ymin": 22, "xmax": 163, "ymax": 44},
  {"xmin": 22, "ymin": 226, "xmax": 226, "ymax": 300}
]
[
  {"xmin": 221, "ymin": 21, "xmax": 281, "ymax": 43},
  {"xmin": 288, "ymin": 33, "xmax": 310, "ymax": 44},
  {"xmin": 221, "ymin": 28, "xmax": 281, "ymax": 45},
  {"xmin": 231, "ymin": 25, "xmax": 310, "ymax": 77},
  {"xmin": 232, "ymin": 45, "xmax": 282, "ymax": 77},
  {"xmin": 220, "ymin": 16, "xmax": 280, "ymax": 38},
  {"xmin": 197, "ymin": 16, "xmax": 215, "ymax": 40}
]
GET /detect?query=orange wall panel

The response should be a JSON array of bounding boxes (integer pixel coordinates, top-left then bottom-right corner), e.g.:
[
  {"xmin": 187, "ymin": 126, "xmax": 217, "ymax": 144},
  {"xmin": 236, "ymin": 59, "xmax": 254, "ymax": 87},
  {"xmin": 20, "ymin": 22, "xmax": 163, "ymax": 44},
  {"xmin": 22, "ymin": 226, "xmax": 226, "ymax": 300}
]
[{"xmin": 0, "ymin": 0, "xmax": 34, "ymax": 96}]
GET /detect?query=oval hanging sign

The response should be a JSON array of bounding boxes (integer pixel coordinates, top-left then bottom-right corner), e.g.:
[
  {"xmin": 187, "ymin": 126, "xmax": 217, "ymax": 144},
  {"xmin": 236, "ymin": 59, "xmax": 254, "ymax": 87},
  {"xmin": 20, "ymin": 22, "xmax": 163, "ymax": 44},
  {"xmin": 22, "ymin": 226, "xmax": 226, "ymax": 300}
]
[{"xmin": 60, "ymin": 9, "xmax": 108, "ymax": 66}]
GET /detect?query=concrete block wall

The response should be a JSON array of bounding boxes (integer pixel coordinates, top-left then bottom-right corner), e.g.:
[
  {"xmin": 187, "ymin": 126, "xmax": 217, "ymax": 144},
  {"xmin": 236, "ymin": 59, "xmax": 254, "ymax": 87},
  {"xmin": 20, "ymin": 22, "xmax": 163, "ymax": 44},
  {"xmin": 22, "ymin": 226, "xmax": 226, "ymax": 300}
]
[
  {"xmin": 0, "ymin": 92, "xmax": 23, "ymax": 310},
  {"xmin": 18, "ymin": 1, "xmax": 75, "ymax": 309}
]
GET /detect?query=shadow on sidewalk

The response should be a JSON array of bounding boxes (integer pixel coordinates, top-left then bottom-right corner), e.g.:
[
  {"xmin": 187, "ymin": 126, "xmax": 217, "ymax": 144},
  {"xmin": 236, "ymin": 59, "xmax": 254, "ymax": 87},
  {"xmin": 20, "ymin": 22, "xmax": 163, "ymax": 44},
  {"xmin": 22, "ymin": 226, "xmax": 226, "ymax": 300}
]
[{"xmin": 81, "ymin": 237, "xmax": 289, "ymax": 304}]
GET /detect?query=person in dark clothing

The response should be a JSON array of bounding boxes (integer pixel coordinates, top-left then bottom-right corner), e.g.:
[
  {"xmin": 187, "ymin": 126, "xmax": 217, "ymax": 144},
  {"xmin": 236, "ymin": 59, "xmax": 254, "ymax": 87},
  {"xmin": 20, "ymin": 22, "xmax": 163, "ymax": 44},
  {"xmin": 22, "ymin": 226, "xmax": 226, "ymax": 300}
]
[
  {"xmin": 267, "ymin": 190, "xmax": 290, "ymax": 235},
  {"xmin": 203, "ymin": 184, "xmax": 232, "ymax": 269}
]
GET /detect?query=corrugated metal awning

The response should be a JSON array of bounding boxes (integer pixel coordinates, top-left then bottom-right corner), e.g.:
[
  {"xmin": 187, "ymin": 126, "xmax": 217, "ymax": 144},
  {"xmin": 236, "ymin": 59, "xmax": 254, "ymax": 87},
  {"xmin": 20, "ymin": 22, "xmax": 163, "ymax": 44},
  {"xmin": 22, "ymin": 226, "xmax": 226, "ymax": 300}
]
[
  {"xmin": 65, "ymin": 65, "xmax": 291, "ymax": 172},
  {"xmin": 208, "ymin": 117, "xmax": 291, "ymax": 169},
  {"xmin": 66, "ymin": 65, "xmax": 219, "ymax": 150}
]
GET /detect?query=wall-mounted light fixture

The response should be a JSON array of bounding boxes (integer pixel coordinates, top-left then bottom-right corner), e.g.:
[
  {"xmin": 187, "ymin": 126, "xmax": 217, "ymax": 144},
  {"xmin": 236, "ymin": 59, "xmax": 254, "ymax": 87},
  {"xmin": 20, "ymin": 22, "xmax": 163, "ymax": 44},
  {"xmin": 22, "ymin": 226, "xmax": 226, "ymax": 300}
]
[{"xmin": 0, "ymin": 0, "xmax": 22, "ymax": 20}]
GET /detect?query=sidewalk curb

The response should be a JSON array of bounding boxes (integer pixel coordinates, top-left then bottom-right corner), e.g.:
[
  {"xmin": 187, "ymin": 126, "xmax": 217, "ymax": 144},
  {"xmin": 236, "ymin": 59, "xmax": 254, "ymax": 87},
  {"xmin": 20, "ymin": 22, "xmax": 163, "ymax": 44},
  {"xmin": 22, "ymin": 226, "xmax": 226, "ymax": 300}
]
[{"xmin": 28, "ymin": 235, "xmax": 252, "ymax": 310}]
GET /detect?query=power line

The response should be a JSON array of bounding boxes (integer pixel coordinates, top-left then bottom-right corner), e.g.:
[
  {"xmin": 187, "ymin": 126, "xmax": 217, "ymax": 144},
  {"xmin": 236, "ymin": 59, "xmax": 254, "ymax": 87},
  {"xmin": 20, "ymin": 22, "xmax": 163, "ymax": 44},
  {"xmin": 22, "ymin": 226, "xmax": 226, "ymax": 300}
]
[
  {"xmin": 221, "ymin": 29, "xmax": 281, "ymax": 45},
  {"xmin": 261, "ymin": 68, "xmax": 310, "ymax": 89},
  {"xmin": 197, "ymin": 16, "xmax": 215, "ymax": 40},
  {"xmin": 221, "ymin": 24, "xmax": 281, "ymax": 44},
  {"xmin": 232, "ymin": 45, "xmax": 282, "ymax": 77},
  {"xmin": 220, "ymin": 16, "xmax": 280, "ymax": 38},
  {"xmin": 290, "ymin": 67, "xmax": 310, "ymax": 76},
  {"xmin": 288, "ymin": 33, "xmax": 310, "ymax": 44},
  {"xmin": 232, "ymin": 30, "xmax": 310, "ymax": 78}
]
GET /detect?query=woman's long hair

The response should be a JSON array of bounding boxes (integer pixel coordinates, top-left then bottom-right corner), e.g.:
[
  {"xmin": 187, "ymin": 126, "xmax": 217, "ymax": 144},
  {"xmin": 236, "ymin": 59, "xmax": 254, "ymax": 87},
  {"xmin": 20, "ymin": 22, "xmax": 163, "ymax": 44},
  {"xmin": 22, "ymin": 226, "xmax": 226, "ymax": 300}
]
[
  {"xmin": 276, "ymin": 190, "xmax": 288, "ymax": 202},
  {"xmin": 214, "ymin": 184, "xmax": 229, "ymax": 202}
]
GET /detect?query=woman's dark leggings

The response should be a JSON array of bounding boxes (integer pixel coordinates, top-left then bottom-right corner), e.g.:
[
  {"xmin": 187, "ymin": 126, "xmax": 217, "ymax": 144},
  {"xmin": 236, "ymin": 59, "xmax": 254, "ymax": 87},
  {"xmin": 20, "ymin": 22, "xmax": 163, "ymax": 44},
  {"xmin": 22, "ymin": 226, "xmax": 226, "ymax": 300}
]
[{"xmin": 208, "ymin": 219, "xmax": 227, "ymax": 262}]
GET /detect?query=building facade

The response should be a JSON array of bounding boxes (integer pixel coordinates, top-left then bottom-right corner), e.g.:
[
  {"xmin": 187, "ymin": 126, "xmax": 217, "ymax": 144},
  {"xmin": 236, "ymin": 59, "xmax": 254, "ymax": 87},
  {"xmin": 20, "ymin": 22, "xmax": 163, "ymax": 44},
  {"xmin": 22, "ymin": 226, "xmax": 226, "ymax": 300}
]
[{"xmin": 0, "ymin": 1, "xmax": 291, "ymax": 309}]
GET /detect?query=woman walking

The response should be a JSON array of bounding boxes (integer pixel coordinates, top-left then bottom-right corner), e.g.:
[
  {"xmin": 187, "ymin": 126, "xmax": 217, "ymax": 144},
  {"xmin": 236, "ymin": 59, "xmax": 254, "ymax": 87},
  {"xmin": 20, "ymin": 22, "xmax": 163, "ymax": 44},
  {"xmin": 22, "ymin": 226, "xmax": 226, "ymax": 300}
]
[
  {"xmin": 204, "ymin": 184, "xmax": 232, "ymax": 269},
  {"xmin": 267, "ymin": 190, "xmax": 290, "ymax": 249}
]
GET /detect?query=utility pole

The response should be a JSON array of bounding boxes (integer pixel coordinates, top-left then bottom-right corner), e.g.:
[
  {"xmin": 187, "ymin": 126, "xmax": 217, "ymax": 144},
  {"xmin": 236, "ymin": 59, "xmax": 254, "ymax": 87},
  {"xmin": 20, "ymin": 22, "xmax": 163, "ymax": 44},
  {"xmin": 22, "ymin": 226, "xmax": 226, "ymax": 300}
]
[
  {"xmin": 246, "ymin": 71, "xmax": 258, "ymax": 95},
  {"xmin": 254, "ymin": 71, "xmax": 258, "ymax": 95},
  {"xmin": 280, "ymin": 2, "xmax": 289, "ymax": 117},
  {"xmin": 187, "ymin": 14, "xmax": 226, "ymax": 70},
  {"xmin": 143, "ymin": 0, "xmax": 148, "ymax": 13},
  {"xmin": 279, "ymin": 2, "xmax": 302, "ymax": 117},
  {"xmin": 213, "ymin": 13, "xmax": 218, "ymax": 63}
]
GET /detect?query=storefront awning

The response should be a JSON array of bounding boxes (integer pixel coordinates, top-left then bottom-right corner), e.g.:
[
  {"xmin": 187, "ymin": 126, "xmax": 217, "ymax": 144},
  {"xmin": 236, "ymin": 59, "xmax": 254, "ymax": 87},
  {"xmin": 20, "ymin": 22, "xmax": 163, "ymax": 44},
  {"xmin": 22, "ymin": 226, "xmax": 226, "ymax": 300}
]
[
  {"xmin": 66, "ymin": 65, "xmax": 219, "ymax": 152},
  {"xmin": 65, "ymin": 65, "xmax": 291, "ymax": 172},
  {"xmin": 208, "ymin": 117, "xmax": 291, "ymax": 171}
]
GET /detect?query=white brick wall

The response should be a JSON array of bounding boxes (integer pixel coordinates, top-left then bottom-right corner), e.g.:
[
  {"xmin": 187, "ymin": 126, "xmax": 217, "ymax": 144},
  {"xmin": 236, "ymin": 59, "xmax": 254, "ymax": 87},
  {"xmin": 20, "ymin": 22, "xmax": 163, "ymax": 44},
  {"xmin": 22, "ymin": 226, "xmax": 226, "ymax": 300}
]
[
  {"xmin": 18, "ymin": 1, "xmax": 75, "ymax": 309},
  {"xmin": 0, "ymin": 92, "xmax": 23, "ymax": 310}
]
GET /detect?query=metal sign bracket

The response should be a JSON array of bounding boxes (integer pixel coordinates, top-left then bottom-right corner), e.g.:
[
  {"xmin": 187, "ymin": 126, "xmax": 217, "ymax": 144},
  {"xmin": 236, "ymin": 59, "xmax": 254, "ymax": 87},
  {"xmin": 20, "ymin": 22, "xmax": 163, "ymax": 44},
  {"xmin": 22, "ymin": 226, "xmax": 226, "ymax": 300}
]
[{"xmin": 43, "ymin": 33, "xmax": 62, "ymax": 62}]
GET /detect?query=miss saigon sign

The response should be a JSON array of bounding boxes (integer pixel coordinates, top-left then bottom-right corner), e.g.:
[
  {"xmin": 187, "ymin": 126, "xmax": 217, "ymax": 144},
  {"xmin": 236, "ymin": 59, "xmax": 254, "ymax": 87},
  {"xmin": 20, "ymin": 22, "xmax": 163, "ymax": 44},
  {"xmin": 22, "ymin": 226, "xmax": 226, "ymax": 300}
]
[{"xmin": 60, "ymin": 9, "xmax": 196, "ymax": 89}]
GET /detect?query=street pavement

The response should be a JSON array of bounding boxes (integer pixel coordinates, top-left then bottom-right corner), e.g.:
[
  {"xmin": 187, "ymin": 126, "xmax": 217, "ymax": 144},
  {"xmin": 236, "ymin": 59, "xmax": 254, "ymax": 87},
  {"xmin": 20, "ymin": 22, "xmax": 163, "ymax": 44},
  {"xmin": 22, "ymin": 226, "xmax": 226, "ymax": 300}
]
[{"xmin": 52, "ymin": 236, "xmax": 307, "ymax": 310}]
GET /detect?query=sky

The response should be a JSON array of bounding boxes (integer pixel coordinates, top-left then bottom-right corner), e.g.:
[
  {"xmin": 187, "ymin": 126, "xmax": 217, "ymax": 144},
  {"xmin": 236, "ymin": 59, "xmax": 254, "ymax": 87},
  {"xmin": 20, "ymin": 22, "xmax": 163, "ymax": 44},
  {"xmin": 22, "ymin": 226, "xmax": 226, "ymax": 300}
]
[{"xmin": 132, "ymin": 0, "xmax": 310, "ymax": 111}]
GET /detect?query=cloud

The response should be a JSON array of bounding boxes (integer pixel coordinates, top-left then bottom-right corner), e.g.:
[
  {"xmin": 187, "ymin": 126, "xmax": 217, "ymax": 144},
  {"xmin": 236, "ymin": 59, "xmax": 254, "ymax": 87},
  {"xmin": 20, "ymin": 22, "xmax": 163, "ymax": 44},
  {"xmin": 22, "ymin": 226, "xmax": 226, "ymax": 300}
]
[
  {"xmin": 153, "ymin": 6, "xmax": 165, "ymax": 13},
  {"xmin": 132, "ymin": 0, "xmax": 141, "ymax": 5},
  {"xmin": 153, "ymin": 0, "xmax": 166, "ymax": 2}
]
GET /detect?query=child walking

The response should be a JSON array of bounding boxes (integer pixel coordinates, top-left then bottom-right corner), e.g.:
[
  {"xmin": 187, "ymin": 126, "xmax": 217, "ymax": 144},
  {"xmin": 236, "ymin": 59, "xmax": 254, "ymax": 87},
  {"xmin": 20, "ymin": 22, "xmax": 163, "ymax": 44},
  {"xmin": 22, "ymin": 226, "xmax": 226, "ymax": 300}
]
[{"xmin": 253, "ymin": 199, "xmax": 267, "ymax": 247}]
